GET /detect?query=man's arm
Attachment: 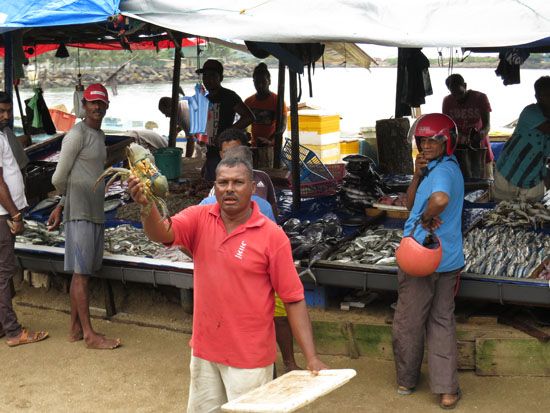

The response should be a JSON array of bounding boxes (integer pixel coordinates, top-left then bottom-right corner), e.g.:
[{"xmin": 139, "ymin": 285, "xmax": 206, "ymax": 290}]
[
  {"xmin": 284, "ymin": 300, "xmax": 328, "ymax": 373},
  {"xmin": 479, "ymin": 111, "xmax": 491, "ymax": 137},
  {"xmin": 406, "ymin": 153, "xmax": 428, "ymax": 210},
  {"xmin": 127, "ymin": 176, "xmax": 174, "ymax": 244},
  {"xmin": 0, "ymin": 170, "xmax": 24, "ymax": 235},
  {"xmin": 419, "ymin": 191, "xmax": 449, "ymax": 231},
  {"xmin": 51, "ymin": 133, "xmax": 82, "ymax": 194},
  {"xmin": 232, "ymin": 101, "xmax": 255, "ymax": 130}
]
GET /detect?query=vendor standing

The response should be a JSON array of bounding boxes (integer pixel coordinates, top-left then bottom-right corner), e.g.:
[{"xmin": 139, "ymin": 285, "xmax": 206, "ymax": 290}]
[
  {"xmin": 244, "ymin": 62, "xmax": 287, "ymax": 169},
  {"xmin": 197, "ymin": 59, "xmax": 254, "ymax": 182},
  {"xmin": 392, "ymin": 114, "xmax": 464, "ymax": 410},
  {"xmin": 442, "ymin": 74, "xmax": 493, "ymax": 178},
  {"xmin": 493, "ymin": 76, "xmax": 550, "ymax": 202}
]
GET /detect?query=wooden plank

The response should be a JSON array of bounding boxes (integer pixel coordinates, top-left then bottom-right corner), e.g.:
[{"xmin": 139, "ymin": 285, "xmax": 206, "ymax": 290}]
[
  {"xmin": 310, "ymin": 321, "xmax": 349, "ymax": 356},
  {"xmin": 457, "ymin": 340, "xmax": 475, "ymax": 370},
  {"xmin": 476, "ymin": 338, "xmax": 550, "ymax": 376},
  {"xmin": 221, "ymin": 369, "xmax": 356, "ymax": 412}
]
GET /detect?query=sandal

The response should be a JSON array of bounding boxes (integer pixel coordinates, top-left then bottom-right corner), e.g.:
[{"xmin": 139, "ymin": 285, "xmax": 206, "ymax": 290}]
[
  {"xmin": 6, "ymin": 328, "xmax": 49, "ymax": 347},
  {"xmin": 397, "ymin": 385, "xmax": 414, "ymax": 395},
  {"xmin": 439, "ymin": 389, "xmax": 462, "ymax": 410}
]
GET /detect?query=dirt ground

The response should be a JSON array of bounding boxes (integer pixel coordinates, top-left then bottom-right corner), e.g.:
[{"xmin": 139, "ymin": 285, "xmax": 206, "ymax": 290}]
[{"xmin": 2, "ymin": 301, "xmax": 550, "ymax": 413}]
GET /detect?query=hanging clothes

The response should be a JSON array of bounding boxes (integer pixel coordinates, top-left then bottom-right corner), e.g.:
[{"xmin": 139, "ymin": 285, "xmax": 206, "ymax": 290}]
[
  {"xmin": 181, "ymin": 83, "xmax": 210, "ymax": 135},
  {"xmin": 495, "ymin": 49, "xmax": 529, "ymax": 86},
  {"xmin": 25, "ymin": 88, "xmax": 56, "ymax": 135},
  {"xmin": 395, "ymin": 48, "xmax": 433, "ymax": 118}
]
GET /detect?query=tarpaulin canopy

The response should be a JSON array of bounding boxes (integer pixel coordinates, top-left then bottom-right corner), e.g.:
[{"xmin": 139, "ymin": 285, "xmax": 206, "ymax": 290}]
[
  {"xmin": 0, "ymin": 0, "xmax": 120, "ymax": 33},
  {"xmin": 120, "ymin": 0, "xmax": 550, "ymax": 48}
]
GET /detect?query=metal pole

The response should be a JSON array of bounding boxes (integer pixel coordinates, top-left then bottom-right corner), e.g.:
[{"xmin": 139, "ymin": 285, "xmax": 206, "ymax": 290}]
[
  {"xmin": 168, "ymin": 33, "xmax": 182, "ymax": 148},
  {"xmin": 273, "ymin": 60, "xmax": 286, "ymax": 169},
  {"xmin": 289, "ymin": 68, "xmax": 301, "ymax": 209},
  {"xmin": 3, "ymin": 32, "xmax": 14, "ymax": 129}
]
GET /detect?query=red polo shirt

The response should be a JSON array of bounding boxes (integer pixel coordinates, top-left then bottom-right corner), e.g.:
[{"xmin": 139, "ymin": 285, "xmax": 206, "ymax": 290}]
[{"xmin": 170, "ymin": 201, "xmax": 304, "ymax": 368}]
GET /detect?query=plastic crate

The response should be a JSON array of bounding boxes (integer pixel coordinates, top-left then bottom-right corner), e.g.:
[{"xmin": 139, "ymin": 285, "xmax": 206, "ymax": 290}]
[
  {"xmin": 48, "ymin": 109, "xmax": 76, "ymax": 132},
  {"xmin": 290, "ymin": 163, "xmax": 346, "ymax": 198},
  {"xmin": 304, "ymin": 284, "xmax": 327, "ymax": 308}
]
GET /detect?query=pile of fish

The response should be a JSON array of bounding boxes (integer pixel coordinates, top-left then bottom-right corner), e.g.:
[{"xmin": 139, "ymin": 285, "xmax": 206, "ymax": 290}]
[
  {"xmin": 463, "ymin": 226, "xmax": 549, "ymax": 278},
  {"xmin": 543, "ymin": 191, "xmax": 550, "ymax": 209},
  {"xmin": 282, "ymin": 213, "xmax": 344, "ymax": 261},
  {"xmin": 327, "ymin": 226, "xmax": 403, "ymax": 266},
  {"xmin": 16, "ymin": 220, "xmax": 64, "ymax": 246},
  {"xmin": 535, "ymin": 260, "xmax": 550, "ymax": 280},
  {"xmin": 340, "ymin": 155, "xmax": 388, "ymax": 211},
  {"xmin": 104, "ymin": 225, "xmax": 192, "ymax": 261},
  {"xmin": 483, "ymin": 200, "xmax": 550, "ymax": 229}
]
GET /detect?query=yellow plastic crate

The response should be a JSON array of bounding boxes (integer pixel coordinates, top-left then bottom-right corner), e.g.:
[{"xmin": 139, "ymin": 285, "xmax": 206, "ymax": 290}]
[
  {"xmin": 303, "ymin": 143, "xmax": 341, "ymax": 164},
  {"xmin": 288, "ymin": 111, "xmax": 340, "ymax": 134},
  {"xmin": 340, "ymin": 139, "xmax": 360, "ymax": 155}
]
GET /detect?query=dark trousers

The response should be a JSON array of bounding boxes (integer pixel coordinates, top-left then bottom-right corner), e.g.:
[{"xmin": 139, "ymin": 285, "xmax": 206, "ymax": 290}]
[
  {"xmin": 202, "ymin": 145, "xmax": 221, "ymax": 183},
  {"xmin": 392, "ymin": 268, "xmax": 460, "ymax": 394},
  {"xmin": 0, "ymin": 216, "xmax": 22, "ymax": 338}
]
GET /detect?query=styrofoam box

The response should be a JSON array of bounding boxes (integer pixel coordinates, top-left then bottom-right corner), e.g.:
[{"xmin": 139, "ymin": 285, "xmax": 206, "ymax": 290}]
[{"xmin": 299, "ymin": 131, "xmax": 341, "ymax": 146}]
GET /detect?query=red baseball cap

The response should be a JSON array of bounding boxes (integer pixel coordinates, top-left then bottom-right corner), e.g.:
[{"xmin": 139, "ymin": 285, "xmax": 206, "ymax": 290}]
[{"xmin": 83, "ymin": 83, "xmax": 109, "ymax": 104}]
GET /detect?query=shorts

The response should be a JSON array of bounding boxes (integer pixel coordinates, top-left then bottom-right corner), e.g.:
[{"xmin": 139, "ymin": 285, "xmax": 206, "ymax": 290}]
[
  {"xmin": 64, "ymin": 220, "xmax": 104, "ymax": 275},
  {"xmin": 274, "ymin": 294, "xmax": 287, "ymax": 317}
]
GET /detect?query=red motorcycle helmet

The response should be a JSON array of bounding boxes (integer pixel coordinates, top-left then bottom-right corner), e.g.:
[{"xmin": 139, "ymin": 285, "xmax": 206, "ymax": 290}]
[
  {"xmin": 395, "ymin": 232, "xmax": 442, "ymax": 277},
  {"xmin": 409, "ymin": 113, "xmax": 458, "ymax": 156}
]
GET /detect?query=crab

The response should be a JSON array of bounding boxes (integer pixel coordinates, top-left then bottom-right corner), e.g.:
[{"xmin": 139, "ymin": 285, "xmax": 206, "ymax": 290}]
[{"xmin": 94, "ymin": 143, "xmax": 171, "ymax": 225}]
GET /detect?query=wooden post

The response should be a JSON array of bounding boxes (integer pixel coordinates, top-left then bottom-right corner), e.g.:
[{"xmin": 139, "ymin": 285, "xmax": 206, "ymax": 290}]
[
  {"xmin": 3, "ymin": 32, "xmax": 14, "ymax": 128},
  {"xmin": 168, "ymin": 33, "xmax": 183, "ymax": 148},
  {"xmin": 289, "ymin": 68, "xmax": 301, "ymax": 209},
  {"xmin": 375, "ymin": 118, "xmax": 413, "ymax": 174},
  {"xmin": 180, "ymin": 288, "xmax": 193, "ymax": 315},
  {"xmin": 273, "ymin": 61, "xmax": 286, "ymax": 169},
  {"xmin": 102, "ymin": 279, "xmax": 117, "ymax": 318}
]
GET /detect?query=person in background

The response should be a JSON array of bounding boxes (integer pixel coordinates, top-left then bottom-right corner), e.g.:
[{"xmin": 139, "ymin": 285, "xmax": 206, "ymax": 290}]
[
  {"xmin": 48, "ymin": 84, "xmax": 120, "ymax": 350},
  {"xmin": 197, "ymin": 59, "xmax": 254, "ymax": 182},
  {"xmin": 392, "ymin": 114, "xmax": 464, "ymax": 410},
  {"xmin": 245, "ymin": 62, "xmax": 288, "ymax": 169},
  {"xmin": 493, "ymin": 76, "xmax": 550, "ymax": 202},
  {"xmin": 204, "ymin": 144, "xmax": 299, "ymax": 373},
  {"xmin": 127, "ymin": 155, "xmax": 327, "ymax": 412},
  {"xmin": 442, "ymin": 73, "xmax": 493, "ymax": 178},
  {"xmin": 0, "ymin": 91, "xmax": 48, "ymax": 347},
  {"xmin": 209, "ymin": 128, "xmax": 278, "ymax": 217},
  {"xmin": 158, "ymin": 96, "xmax": 194, "ymax": 157}
]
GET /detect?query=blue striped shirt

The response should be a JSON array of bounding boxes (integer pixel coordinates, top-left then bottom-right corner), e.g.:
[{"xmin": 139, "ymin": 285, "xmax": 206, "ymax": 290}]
[{"xmin": 496, "ymin": 104, "xmax": 550, "ymax": 189}]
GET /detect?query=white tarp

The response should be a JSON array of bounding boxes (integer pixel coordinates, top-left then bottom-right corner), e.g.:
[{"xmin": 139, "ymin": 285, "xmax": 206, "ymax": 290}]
[{"xmin": 120, "ymin": 0, "xmax": 550, "ymax": 48}]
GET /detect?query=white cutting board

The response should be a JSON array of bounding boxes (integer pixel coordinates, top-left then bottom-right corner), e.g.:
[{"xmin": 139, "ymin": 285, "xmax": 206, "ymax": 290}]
[{"xmin": 221, "ymin": 369, "xmax": 356, "ymax": 412}]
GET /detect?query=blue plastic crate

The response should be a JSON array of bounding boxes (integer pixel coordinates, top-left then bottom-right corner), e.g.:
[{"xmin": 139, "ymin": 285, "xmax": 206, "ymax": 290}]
[{"xmin": 303, "ymin": 283, "xmax": 326, "ymax": 309}]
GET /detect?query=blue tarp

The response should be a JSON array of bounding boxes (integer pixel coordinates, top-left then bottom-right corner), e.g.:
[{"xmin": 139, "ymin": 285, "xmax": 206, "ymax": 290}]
[{"xmin": 0, "ymin": 0, "xmax": 120, "ymax": 33}]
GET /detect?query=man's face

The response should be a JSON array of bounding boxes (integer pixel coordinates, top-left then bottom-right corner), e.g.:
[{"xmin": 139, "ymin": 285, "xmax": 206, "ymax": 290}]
[
  {"xmin": 220, "ymin": 140, "xmax": 241, "ymax": 158},
  {"xmin": 0, "ymin": 102, "xmax": 13, "ymax": 129},
  {"xmin": 253, "ymin": 74, "xmax": 270, "ymax": 95},
  {"xmin": 202, "ymin": 70, "xmax": 221, "ymax": 92},
  {"xmin": 420, "ymin": 137, "xmax": 446, "ymax": 161},
  {"xmin": 536, "ymin": 86, "xmax": 550, "ymax": 108},
  {"xmin": 214, "ymin": 164, "xmax": 256, "ymax": 216},
  {"xmin": 83, "ymin": 100, "xmax": 108, "ymax": 122},
  {"xmin": 448, "ymin": 80, "xmax": 467, "ymax": 100}
]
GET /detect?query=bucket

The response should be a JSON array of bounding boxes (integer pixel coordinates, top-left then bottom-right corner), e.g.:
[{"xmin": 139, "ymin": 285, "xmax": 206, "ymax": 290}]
[
  {"xmin": 454, "ymin": 147, "xmax": 488, "ymax": 179},
  {"xmin": 154, "ymin": 147, "xmax": 183, "ymax": 180}
]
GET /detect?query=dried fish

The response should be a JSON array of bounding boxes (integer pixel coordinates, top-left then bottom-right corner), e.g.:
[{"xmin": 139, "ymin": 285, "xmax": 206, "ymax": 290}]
[{"xmin": 483, "ymin": 200, "xmax": 550, "ymax": 229}]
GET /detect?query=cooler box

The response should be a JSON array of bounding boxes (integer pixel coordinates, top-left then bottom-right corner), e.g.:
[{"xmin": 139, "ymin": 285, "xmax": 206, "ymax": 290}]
[
  {"xmin": 299, "ymin": 131, "xmax": 340, "ymax": 146},
  {"xmin": 288, "ymin": 110, "xmax": 340, "ymax": 134},
  {"xmin": 303, "ymin": 143, "xmax": 340, "ymax": 164},
  {"xmin": 48, "ymin": 109, "xmax": 76, "ymax": 132},
  {"xmin": 340, "ymin": 138, "xmax": 360, "ymax": 161}
]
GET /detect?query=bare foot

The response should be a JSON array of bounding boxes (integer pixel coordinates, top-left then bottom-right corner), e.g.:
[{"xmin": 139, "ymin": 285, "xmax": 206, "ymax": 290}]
[
  {"xmin": 68, "ymin": 330, "xmax": 105, "ymax": 342},
  {"xmin": 85, "ymin": 334, "xmax": 121, "ymax": 350}
]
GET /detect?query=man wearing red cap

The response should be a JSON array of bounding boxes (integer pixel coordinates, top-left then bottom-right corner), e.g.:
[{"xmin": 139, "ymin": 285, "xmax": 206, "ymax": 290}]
[
  {"xmin": 48, "ymin": 83, "xmax": 120, "ymax": 349},
  {"xmin": 196, "ymin": 59, "xmax": 254, "ymax": 182}
]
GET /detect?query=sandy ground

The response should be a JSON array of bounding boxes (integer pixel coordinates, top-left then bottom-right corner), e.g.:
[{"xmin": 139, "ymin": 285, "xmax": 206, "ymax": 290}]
[{"xmin": 2, "ymin": 304, "xmax": 549, "ymax": 413}]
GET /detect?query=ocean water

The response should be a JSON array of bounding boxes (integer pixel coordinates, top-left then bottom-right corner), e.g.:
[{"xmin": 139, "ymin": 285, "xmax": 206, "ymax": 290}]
[{"xmin": 17, "ymin": 67, "xmax": 549, "ymax": 135}]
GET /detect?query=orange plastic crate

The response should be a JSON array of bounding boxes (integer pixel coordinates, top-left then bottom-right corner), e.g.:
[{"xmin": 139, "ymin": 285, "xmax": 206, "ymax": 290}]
[{"xmin": 49, "ymin": 109, "xmax": 76, "ymax": 132}]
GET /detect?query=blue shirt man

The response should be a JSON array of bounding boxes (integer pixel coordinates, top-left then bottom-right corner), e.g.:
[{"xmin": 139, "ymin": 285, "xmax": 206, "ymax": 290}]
[
  {"xmin": 403, "ymin": 155, "xmax": 465, "ymax": 272},
  {"xmin": 199, "ymin": 195, "xmax": 275, "ymax": 222}
]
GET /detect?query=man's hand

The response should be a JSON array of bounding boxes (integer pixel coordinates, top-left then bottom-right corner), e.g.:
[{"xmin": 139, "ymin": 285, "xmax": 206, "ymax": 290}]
[
  {"xmin": 127, "ymin": 175, "xmax": 149, "ymax": 206},
  {"xmin": 306, "ymin": 356, "xmax": 329, "ymax": 375},
  {"xmin": 47, "ymin": 205, "xmax": 63, "ymax": 231},
  {"xmin": 7, "ymin": 219, "xmax": 24, "ymax": 235},
  {"xmin": 420, "ymin": 214, "xmax": 442, "ymax": 231},
  {"xmin": 414, "ymin": 153, "xmax": 428, "ymax": 177}
]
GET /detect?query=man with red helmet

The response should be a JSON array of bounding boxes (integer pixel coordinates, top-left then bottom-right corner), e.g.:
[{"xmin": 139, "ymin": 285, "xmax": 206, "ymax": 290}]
[{"xmin": 392, "ymin": 113, "xmax": 464, "ymax": 409}]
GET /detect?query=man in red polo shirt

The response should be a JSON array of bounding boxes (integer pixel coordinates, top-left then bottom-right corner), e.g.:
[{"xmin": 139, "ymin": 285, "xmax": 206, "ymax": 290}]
[{"xmin": 127, "ymin": 156, "xmax": 327, "ymax": 412}]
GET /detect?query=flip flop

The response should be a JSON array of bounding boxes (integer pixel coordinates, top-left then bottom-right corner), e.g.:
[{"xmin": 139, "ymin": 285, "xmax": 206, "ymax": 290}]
[
  {"xmin": 6, "ymin": 328, "xmax": 49, "ymax": 347},
  {"xmin": 439, "ymin": 389, "xmax": 462, "ymax": 410}
]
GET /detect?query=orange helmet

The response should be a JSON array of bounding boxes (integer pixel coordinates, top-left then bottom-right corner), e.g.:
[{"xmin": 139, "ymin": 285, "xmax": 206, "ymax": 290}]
[
  {"xmin": 395, "ymin": 233, "xmax": 442, "ymax": 277},
  {"xmin": 409, "ymin": 113, "xmax": 458, "ymax": 156}
]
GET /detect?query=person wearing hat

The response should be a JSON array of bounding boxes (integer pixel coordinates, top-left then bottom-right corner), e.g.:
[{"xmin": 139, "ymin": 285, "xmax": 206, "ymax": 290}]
[
  {"xmin": 48, "ymin": 83, "xmax": 121, "ymax": 350},
  {"xmin": 392, "ymin": 114, "xmax": 464, "ymax": 409},
  {"xmin": 197, "ymin": 59, "xmax": 254, "ymax": 182}
]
